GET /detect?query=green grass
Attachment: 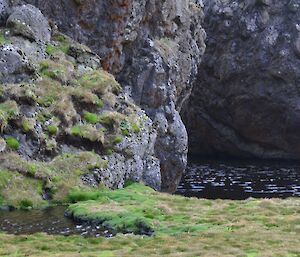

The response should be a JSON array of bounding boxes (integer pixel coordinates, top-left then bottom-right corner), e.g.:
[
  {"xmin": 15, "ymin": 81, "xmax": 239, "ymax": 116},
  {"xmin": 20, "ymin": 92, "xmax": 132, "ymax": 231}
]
[
  {"xmin": 47, "ymin": 125, "xmax": 58, "ymax": 135},
  {"xmin": 69, "ymin": 125, "xmax": 105, "ymax": 143},
  {"xmin": 66, "ymin": 183, "xmax": 300, "ymax": 239},
  {"xmin": 131, "ymin": 123, "xmax": 140, "ymax": 134},
  {"xmin": 0, "ymin": 169, "xmax": 45, "ymax": 209},
  {"xmin": 1, "ymin": 185, "xmax": 300, "ymax": 256},
  {"xmin": 79, "ymin": 70, "xmax": 121, "ymax": 95},
  {"xmin": 0, "ymin": 152, "xmax": 108, "ymax": 207},
  {"xmin": 0, "ymin": 100, "xmax": 19, "ymax": 132},
  {"xmin": 0, "ymin": 34, "xmax": 7, "ymax": 45},
  {"xmin": 112, "ymin": 136, "xmax": 122, "ymax": 144},
  {"xmin": 83, "ymin": 112, "xmax": 98, "ymax": 124},
  {"xmin": 5, "ymin": 137, "xmax": 20, "ymax": 150}
]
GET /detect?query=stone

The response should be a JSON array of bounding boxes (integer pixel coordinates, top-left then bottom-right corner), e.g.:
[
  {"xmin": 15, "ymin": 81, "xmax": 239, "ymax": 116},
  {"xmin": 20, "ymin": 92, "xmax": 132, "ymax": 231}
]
[
  {"xmin": 183, "ymin": 0, "xmax": 300, "ymax": 160},
  {"xmin": 0, "ymin": 44, "xmax": 35, "ymax": 83},
  {"xmin": 0, "ymin": 0, "xmax": 9, "ymax": 25},
  {"xmin": 6, "ymin": 4, "xmax": 51, "ymax": 43},
  {"xmin": 17, "ymin": 0, "xmax": 206, "ymax": 192},
  {"xmin": 0, "ymin": 138, "xmax": 6, "ymax": 152}
]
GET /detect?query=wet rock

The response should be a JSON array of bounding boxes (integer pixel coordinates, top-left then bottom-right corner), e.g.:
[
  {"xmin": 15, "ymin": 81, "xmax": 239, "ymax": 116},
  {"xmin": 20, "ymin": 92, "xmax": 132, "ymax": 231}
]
[
  {"xmin": 0, "ymin": 44, "xmax": 35, "ymax": 83},
  {"xmin": 7, "ymin": 4, "xmax": 51, "ymax": 43},
  {"xmin": 183, "ymin": 0, "xmax": 300, "ymax": 160}
]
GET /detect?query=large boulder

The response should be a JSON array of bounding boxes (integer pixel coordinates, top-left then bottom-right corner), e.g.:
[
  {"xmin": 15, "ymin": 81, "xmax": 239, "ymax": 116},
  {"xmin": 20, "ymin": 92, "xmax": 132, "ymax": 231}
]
[
  {"xmin": 7, "ymin": 4, "xmax": 51, "ymax": 43},
  {"xmin": 183, "ymin": 0, "xmax": 300, "ymax": 160},
  {"xmin": 14, "ymin": 0, "xmax": 206, "ymax": 192}
]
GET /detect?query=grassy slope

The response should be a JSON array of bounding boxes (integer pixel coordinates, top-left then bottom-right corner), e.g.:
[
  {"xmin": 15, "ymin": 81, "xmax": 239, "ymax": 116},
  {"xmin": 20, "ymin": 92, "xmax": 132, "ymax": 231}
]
[{"xmin": 1, "ymin": 184, "xmax": 300, "ymax": 257}]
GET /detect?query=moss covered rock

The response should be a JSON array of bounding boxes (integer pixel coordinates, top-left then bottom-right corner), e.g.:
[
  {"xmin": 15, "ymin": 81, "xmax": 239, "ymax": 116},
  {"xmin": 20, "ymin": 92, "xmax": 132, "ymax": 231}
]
[{"xmin": 0, "ymin": 4, "xmax": 161, "ymax": 209}]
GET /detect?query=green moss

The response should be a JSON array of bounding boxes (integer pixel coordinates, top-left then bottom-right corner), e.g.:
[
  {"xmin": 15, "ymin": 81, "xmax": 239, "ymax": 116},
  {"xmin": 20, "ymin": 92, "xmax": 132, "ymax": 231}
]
[
  {"xmin": 120, "ymin": 121, "xmax": 130, "ymax": 136},
  {"xmin": 79, "ymin": 70, "xmax": 121, "ymax": 95},
  {"xmin": 99, "ymin": 114, "xmax": 113, "ymax": 126},
  {"xmin": 131, "ymin": 123, "xmax": 141, "ymax": 134},
  {"xmin": 27, "ymin": 164, "xmax": 37, "ymax": 177},
  {"xmin": 0, "ymin": 100, "xmax": 19, "ymax": 131},
  {"xmin": 67, "ymin": 191, "xmax": 101, "ymax": 203},
  {"xmin": 105, "ymin": 148, "xmax": 114, "ymax": 155},
  {"xmin": 66, "ymin": 184, "xmax": 160, "ymax": 234},
  {"xmin": 83, "ymin": 112, "xmax": 98, "ymax": 124},
  {"xmin": 0, "ymin": 34, "xmax": 7, "ymax": 45},
  {"xmin": 39, "ymin": 60, "xmax": 74, "ymax": 85},
  {"xmin": 113, "ymin": 136, "xmax": 122, "ymax": 144},
  {"xmin": 46, "ymin": 33, "xmax": 70, "ymax": 56},
  {"xmin": 70, "ymin": 125, "xmax": 104, "ymax": 143},
  {"xmin": 47, "ymin": 125, "xmax": 58, "ymax": 135},
  {"xmin": 5, "ymin": 137, "xmax": 20, "ymax": 150},
  {"xmin": 46, "ymin": 43, "xmax": 69, "ymax": 56},
  {"xmin": 96, "ymin": 99, "xmax": 104, "ymax": 108},
  {"xmin": 22, "ymin": 120, "xmax": 30, "ymax": 133}
]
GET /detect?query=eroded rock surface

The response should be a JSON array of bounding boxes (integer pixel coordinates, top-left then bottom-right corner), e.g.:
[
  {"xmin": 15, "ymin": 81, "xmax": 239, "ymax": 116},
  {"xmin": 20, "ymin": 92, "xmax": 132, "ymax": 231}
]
[
  {"xmin": 183, "ymin": 0, "xmax": 300, "ymax": 160},
  {"xmin": 0, "ymin": 4, "xmax": 161, "ymax": 208},
  {"xmin": 11, "ymin": 0, "xmax": 206, "ymax": 192},
  {"xmin": 7, "ymin": 4, "xmax": 51, "ymax": 43}
]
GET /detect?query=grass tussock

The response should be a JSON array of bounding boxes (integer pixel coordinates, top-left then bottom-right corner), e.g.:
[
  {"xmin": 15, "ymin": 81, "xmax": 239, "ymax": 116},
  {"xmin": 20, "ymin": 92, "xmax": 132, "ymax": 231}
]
[
  {"xmin": 1, "ymin": 184, "xmax": 300, "ymax": 256},
  {"xmin": 0, "ymin": 152, "xmax": 108, "ymax": 207}
]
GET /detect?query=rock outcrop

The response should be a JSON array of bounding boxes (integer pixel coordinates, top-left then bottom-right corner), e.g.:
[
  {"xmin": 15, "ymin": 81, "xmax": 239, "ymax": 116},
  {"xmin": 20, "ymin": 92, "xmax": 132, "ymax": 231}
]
[
  {"xmin": 183, "ymin": 0, "xmax": 300, "ymax": 160},
  {"xmin": 0, "ymin": 3, "xmax": 162, "ymax": 208},
  {"xmin": 11, "ymin": 0, "xmax": 206, "ymax": 192}
]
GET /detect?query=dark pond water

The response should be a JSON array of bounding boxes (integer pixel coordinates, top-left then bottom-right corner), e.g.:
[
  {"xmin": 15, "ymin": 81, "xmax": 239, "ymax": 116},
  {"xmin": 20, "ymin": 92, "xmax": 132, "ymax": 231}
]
[
  {"xmin": 0, "ymin": 206, "xmax": 114, "ymax": 237},
  {"xmin": 176, "ymin": 157, "xmax": 300, "ymax": 200}
]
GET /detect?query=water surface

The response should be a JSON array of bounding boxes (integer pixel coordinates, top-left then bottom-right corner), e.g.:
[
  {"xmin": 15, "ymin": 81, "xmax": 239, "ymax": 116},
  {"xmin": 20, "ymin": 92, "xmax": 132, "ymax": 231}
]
[
  {"xmin": 176, "ymin": 157, "xmax": 300, "ymax": 200},
  {"xmin": 0, "ymin": 206, "xmax": 114, "ymax": 237}
]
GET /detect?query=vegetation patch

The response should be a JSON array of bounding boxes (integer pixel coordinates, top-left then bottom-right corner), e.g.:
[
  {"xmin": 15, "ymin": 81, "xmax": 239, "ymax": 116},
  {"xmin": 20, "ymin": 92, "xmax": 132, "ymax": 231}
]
[
  {"xmin": 5, "ymin": 137, "xmax": 19, "ymax": 150},
  {"xmin": 0, "ymin": 152, "xmax": 108, "ymax": 207},
  {"xmin": 79, "ymin": 70, "xmax": 121, "ymax": 95},
  {"xmin": 83, "ymin": 112, "xmax": 98, "ymax": 124},
  {"xmin": 47, "ymin": 125, "xmax": 58, "ymax": 136},
  {"xmin": 0, "ymin": 101, "xmax": 19, "ymax": 132},
  {"xmin": 1, "ymin": 187, "xmax": 300, "ymax": 256},
  {"xmin": 0, "ymin": 169, "xmax": 45, "ymax": 209},
  {"xmin": 66, "ymin": 183, "xmax": 211, "ymax": 236}
]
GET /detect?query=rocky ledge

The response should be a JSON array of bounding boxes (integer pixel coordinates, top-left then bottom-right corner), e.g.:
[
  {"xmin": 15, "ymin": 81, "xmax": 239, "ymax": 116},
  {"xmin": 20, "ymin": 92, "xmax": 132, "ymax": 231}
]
[{"xmin": 0, "ymin": 4, "xmax": 161, "ymax": 209}]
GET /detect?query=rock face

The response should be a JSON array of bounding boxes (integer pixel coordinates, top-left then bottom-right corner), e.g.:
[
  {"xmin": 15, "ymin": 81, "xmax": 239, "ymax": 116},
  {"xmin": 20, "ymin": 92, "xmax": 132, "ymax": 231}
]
[
  {"xmin": 0, "ymin": 3, "xmax": 161, "ymax": 208},
  {"xmin": 12, "ymin": 0, "xmax": 206, "ymax": 191},
  {"xmin": 7, "ymin": 4, "xmax": 51, "ymax": 42},
  {"xmin": 183, "ymin": 0, "xmax": 300, "ymax": 160}
]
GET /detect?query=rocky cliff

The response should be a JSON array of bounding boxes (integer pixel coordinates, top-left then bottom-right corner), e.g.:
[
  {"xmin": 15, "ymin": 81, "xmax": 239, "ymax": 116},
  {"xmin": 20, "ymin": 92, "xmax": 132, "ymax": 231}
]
[
  {"xmin": 0, "ymin": 3, "xmax": 165, "ymax": 208},
  {"xmin": 183, "ymin": 0, "xmax": 300, "ymax": 160},
  {"xmin": 0, "ymin": 0, "xmax": 206, "ymax": 194},
  {"xmin": 10, "ymin": 0, "xmax": 206, "ymax": 191}
]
